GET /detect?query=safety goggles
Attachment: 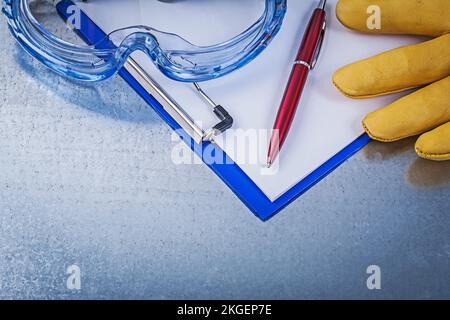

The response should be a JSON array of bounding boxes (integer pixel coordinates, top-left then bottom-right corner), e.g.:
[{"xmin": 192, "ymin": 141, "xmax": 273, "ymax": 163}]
[{"xmin": 3, "ymin": 0, "xmax": 287, "ymax": 82}]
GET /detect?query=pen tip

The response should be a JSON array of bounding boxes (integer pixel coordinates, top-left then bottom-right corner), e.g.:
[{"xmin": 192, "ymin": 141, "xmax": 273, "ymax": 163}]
[{"xmin": 266, "ymin": 160, "xmax": 273, "ymax": 169}]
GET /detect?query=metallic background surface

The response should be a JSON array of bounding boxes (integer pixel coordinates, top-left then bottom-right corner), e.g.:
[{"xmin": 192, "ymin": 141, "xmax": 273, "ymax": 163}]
[{"xmin": 1, "ymin": 18, "xmax": 450, "ymax": 299}]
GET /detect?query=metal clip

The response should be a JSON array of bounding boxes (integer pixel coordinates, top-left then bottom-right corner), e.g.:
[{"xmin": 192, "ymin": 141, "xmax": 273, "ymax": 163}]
[
  {"xmin": 193, "ymin": 83, "xmax": 234, "ymax": 143},
  {"xmin": 311, "ymin": 20, "xmax": 326, "ymax": 70}
]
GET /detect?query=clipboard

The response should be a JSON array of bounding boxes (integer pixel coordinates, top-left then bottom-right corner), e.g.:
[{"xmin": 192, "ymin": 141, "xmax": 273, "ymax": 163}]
[{"xmin": 56, "ymin": 0, "xmax": 414, "ymax": 220}]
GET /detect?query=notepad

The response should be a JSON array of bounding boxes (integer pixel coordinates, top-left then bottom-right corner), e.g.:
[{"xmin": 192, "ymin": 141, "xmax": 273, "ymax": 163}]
[{"xmin": 75, "ymin": 0, "xmax": 419, "ymax": 202}]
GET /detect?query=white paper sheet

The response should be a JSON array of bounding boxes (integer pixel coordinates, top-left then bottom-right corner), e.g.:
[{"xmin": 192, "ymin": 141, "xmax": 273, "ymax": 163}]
[{"xmin": 76, "ymin": 0, "xmax": 420, "ymax": 201}]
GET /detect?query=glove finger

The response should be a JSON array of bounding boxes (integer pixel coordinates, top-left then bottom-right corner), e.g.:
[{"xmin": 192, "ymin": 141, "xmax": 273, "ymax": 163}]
[
  {"xmin": 363, "ymin": 76, "xmax": 450, "ymax": 142},
  {"xmin": 333, "ymin": 34, "xmax": 450, "ymax": 98},
  {"xmin": 416, "ymin": 122, "xmax": 450, "ymax": 161},
  {"xmin": 336, "ymin": 0, "xmax": 450, "ymax": 37}
]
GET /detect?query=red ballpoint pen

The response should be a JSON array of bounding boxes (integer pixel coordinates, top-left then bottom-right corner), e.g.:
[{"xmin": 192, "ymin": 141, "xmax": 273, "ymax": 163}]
[{"xmin": 267, "ymin": 0, "xmax": 327, "ymax": 168}]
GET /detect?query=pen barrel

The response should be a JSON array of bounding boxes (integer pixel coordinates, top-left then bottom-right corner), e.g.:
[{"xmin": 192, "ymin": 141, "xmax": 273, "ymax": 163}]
[
  {"xmin": 296, "ymin": 9, "xmax": 326, "ymax": 64},
  {"xmin": 272, "ymin": 65, "xmax": 310, "ymax": 152},
  {"xmin": 273, "ymin": 8, "xmax": 325, "ymax": 149},
  {"xmin": 267, "ymin": 6, "xmax": 326, "ymax": 165}
]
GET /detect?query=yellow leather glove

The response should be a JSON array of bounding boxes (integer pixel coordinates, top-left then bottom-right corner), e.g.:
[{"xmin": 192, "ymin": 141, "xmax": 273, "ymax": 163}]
[{"xmin": 333, "ymin": 0, "xmax": 450, "ymax": 161}]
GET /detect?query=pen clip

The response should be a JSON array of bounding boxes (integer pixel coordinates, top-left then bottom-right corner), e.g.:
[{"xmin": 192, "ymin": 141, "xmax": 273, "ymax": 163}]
[{"xmin": 311, "ymin": 20, "xmax": 326, "ymax": 70}]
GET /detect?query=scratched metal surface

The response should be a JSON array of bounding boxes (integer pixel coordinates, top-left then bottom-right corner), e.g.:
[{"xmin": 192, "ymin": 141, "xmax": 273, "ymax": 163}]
[{"xmin": 1, "ymin": 15, "xmax": 450, "ymax": 299}]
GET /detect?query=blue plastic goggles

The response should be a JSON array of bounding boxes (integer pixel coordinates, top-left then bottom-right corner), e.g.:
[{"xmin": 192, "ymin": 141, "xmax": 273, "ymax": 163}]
[{"xmin": 3, "ymin": 0, "xmax": 287, "ymax": 82}]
